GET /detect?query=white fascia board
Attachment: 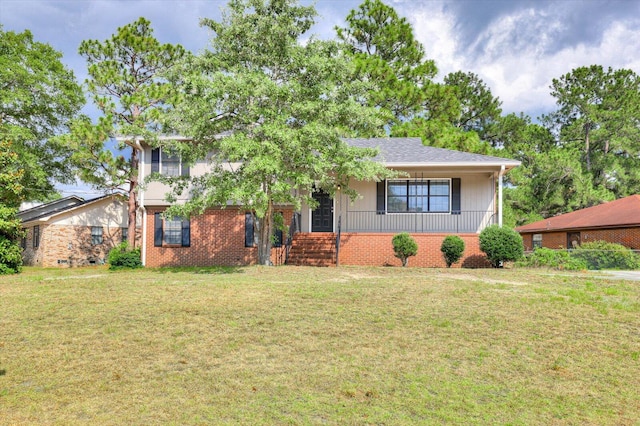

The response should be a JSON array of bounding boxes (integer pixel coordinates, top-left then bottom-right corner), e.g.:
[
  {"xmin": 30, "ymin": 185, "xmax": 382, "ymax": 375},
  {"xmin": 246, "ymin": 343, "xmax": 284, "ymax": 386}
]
[{"xmin": 384, "ymin": 161, "xmax": 521, "ymax": 169}]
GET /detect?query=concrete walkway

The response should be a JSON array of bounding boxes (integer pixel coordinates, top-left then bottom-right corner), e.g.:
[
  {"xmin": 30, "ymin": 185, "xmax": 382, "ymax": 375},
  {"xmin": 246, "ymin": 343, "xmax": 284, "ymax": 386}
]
[{"xmin": 597, "ymin": 270, "xmax": 640, "ymax": 281}]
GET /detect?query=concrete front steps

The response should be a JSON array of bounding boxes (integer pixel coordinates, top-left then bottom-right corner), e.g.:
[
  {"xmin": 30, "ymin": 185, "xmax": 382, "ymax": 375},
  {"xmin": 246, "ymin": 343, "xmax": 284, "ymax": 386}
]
[{"xmin": 286, "ymin": 232, "xmax": 336, "ymax": 267}]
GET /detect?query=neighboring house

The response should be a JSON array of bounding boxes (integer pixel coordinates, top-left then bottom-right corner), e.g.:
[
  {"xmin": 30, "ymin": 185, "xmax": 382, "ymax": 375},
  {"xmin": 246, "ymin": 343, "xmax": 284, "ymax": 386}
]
[
  {"xmin": 516, "ymin": 195, "xmax": 640, "ymax": 251},
  {"xmin": 138, "ymin": 137, "xmax": 520, "ymax": 267},
  {"xmin": 18, "ymin": 195, "xmax": 134, "ymax": 267}
]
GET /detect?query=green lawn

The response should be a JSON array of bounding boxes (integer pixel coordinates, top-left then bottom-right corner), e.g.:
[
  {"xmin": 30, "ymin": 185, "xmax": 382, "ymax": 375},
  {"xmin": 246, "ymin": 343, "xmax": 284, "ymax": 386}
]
[{"xmin": 1, "ymin": 266, "xmax": 639, "ymax": 425}]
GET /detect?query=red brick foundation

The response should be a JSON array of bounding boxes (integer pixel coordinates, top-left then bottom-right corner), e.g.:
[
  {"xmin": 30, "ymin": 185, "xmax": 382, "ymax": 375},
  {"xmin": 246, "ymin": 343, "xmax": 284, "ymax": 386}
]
[
  {"xmin": 337, "ymin": 233, "xmax": 490, "ymax": 268},
  {"xmin": 144, "ymin": 207, "xmax": 490, "ymax": 268}
]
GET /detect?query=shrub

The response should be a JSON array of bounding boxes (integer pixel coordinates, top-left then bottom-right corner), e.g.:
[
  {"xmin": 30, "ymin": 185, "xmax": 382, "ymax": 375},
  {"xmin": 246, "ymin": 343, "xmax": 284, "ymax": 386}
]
[
  {"xmin": 0, "ymin": 236, "xmax": 23, "ymax": 275},
  {"xmin": 441, "ymin": 235, "xmax": 465, "ymax": 268},
  {"xmin": 392, "ymin": 233, "xmax": 418, "ymax": 267},
  {"xmin": 479, "ymin": 225, "xmax": 524, "ymax": 268},
  {"xmin": 521, "ymin": 247, "xmax": 587, "ymax": 271},
  {"xmin": 571, "ymin": 241, "xmax": 640, "ymax": 270},
  {"xmin": 107, "ymin": 242, "xmax": 142, "ymax": 270}
]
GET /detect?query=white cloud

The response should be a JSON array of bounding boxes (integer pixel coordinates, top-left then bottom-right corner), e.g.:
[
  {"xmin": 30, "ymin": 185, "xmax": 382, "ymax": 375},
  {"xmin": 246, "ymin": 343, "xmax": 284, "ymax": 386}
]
[{"xmin": 402, "ymin": 2, "xmax": 640, "ymax": 117}]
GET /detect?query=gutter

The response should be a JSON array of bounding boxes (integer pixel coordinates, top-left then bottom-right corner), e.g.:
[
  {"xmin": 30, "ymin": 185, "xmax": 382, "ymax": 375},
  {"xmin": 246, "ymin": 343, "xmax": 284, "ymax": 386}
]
[
  {"xmin": 498, "ymin": 165, "xmax": 505, "ymax": 227},
  {"xmin": 133, "ymin": 138, "xmax": 148, "ymax": 267}
]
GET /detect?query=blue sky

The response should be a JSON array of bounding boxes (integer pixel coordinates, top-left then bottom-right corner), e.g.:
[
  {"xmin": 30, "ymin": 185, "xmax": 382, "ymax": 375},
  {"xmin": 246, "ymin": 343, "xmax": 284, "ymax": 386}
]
[{"xmin": 2, "ymin": 0, "xmax": 639, "ymax": 196}]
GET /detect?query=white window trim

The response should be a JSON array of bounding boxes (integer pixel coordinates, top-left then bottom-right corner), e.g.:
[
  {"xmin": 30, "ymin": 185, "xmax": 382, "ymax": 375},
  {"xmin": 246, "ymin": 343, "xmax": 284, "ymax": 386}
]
[{"xmin": 159, "ymin": 148, "xmax": 185, "ymax": 177}]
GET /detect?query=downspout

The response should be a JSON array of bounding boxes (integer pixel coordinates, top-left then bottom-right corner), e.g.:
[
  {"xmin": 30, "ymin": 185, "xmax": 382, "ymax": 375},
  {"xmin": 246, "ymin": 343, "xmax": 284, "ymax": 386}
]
[
  {"xmin": 498, "ymin": 165, "xmax": 505, "ymax": 227},
  {"xmin": 134, "ymin": 138, "xmax": 147, "ymax": 266}
]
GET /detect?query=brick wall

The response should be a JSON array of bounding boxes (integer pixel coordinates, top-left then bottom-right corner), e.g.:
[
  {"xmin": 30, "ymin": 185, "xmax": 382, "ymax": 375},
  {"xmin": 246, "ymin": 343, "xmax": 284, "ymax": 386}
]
[
  {"xmin": 338, "ymin": 233, "xmax": 490, "ymax": 268},
  {"xmin": 520, "ymin": 227, "xmax": 640, "ymax": 251},
  {"xmin": 145, "ymin": 208, "xmax": 294, "ymax": 267},
  {"xmin": 22, "ymin": 225, "xmax": 128, "ymax": 267}
]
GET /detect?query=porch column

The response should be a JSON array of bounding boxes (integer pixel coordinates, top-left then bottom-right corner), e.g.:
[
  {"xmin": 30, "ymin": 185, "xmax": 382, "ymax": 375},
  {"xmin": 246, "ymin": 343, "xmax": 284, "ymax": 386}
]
[{"xmin": 498, "ymin": 165, "xmax": 505, "ymax": 227}]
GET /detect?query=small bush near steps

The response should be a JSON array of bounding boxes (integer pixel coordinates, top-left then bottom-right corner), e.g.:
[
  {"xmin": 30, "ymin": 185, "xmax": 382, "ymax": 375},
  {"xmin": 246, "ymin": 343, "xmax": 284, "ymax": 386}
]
[
  {"xmin": 440, "ymin": 235, "xmax": 465, "ymax": 268},
  {"xmin": 392, "ymin": 233, "xmax": 418, "ymax": 267}
]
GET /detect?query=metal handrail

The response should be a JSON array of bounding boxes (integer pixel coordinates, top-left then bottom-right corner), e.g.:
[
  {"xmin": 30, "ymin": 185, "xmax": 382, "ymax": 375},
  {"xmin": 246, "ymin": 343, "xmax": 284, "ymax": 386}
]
[
  {"xmin": 285, "ymin": 212, "xmax": 301, "ymax": 264},
  {"xmin": 335, "ymin": 215, "xmax": 341, "ymax": 267},
  {"xmin": 340, "ymin": 210, "xmax": 496, "ymax": 234}
]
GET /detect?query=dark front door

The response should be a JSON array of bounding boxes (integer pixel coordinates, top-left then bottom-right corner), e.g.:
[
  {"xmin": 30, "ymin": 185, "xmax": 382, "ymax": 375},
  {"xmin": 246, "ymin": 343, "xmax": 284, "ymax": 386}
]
[{"xmin": 312, "ymin": 191, "xmax": 333, "ymax": 232}]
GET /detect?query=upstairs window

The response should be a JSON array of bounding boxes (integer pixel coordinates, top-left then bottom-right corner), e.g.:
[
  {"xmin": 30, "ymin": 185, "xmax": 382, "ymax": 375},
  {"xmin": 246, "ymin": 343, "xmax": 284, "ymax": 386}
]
[{"xmin": 151, "ymin": 148, "xmax": 190, "ymax": 177}]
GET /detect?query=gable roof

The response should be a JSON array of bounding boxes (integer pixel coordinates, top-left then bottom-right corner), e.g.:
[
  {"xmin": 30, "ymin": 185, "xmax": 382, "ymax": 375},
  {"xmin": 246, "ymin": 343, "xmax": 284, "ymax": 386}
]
[
  {"xmin": 344, "ymin": 137, "xmax": 520, "ymax": 169},
  {"xmin": 18, "ymin": 195, "xmax": 115, "ymax": 224},
  {"xmin": 515, "ymin": 195, "xmax": 640, "ymax": 233}
]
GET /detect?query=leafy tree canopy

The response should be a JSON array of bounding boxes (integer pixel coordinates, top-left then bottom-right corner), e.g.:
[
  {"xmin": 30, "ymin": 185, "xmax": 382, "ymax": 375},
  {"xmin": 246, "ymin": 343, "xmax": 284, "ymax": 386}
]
[
  {"xmin": 0, "ymin": 26, "xmax": 84, "ymax": 203},
  {"xmin": 162, "ymin": 0, "xmax": 393, "ymax": 265},
  {"xmin": 61, "ymin": 17, "xmax": 188, "ymax": 247}
]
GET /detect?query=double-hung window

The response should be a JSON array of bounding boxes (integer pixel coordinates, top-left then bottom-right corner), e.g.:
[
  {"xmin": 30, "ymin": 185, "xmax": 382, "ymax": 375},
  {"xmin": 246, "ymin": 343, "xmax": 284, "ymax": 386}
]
[
  {"xmin": 387, "ymin": 180, "xmax": 451, "ymax": 213},
  {"xmin": 532, "ymin": 234, "xmax": 542, "ymax": 249},
  {"xmin": 154, "ymin": 213, "xmax": 190, "ymax": 247},
  {"xmin": 151, "ymin": 148, "xmax": 190, "ymax": 177},
  {"xmin": 244, "ymin": 212, "xmax": 284, "ymax": 248},
  {"xmin": 91, "ymin": 226, "xmax": 103, "ymax": 245}
]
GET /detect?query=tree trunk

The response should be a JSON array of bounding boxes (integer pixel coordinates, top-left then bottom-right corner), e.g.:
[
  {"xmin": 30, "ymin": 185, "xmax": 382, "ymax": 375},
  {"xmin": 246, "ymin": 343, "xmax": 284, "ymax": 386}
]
[
  {"xmin": 584, "ymin": 122, "xmax": 591, "ymax": 172},
  {"xmin": 256, "ymin": 200, "xmax": 273, "ymax": 265},
  {"xmin": 127, "ymin": 147, "xmax": 139, "ymax": 249}
]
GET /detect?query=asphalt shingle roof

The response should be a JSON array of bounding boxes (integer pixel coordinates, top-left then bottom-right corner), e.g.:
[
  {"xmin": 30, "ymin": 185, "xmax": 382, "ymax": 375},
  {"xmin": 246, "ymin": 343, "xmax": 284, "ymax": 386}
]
[
  {"xmin": 515, "ymin": 195, "xmax": 640, "ymax": 233},
  {"xmin": 343, "ymin": 137, "xmax": 520, "ymax": 167},
  {"xmin": 18, "ymin": 195, "xmax": 113, "ymax": 223}
]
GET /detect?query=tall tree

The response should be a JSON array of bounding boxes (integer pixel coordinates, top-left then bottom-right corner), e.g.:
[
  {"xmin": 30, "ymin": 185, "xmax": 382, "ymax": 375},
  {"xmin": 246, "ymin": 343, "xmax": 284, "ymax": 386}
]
[
  {"xmin": 1, "ymin": 27, "xmax": 83, "ymax": 274},
  {"xmin": 550, "ymin": 65, "xmax": 640, "ymax": 197},
  {"xmin": 335, "ymin": 0, "xmax": 437, "ymax": 122},
  {"xmin": 0, "ymin": 27, "xmax": 84, "ymax": 202},
  {"xmin": 493, "ymin": 113, "xmax": 611, "ymax": 226},
  {"xmin": 336, "ymin": 0, "xmax": 492, "ymax": 153},
  {"xmin": 64, "ymin": 18, "xmax": 187, "ymax": 247},
  {"xmin": 0, "ymin": 141, "xmax": 25, "ymax": 274},
  {"xmin": 161, "ymin": 0, "xmax": 392, "ymax": 265},
  {"xmin": 444, "ymin": 71, "xmax": 502, "ymax": 141}
]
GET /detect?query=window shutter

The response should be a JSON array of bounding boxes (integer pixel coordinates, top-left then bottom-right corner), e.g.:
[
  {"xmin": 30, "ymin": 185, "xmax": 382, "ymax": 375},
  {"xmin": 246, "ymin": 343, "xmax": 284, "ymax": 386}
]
[
  {"xmin": 376, "ymin": 180, "xmax": 386, "ymax": 215},
  {"xmin": 151, "ymin": 148, "xmax": 160, "ymax": 173},
  {"xmin": 452, "ymin": 178, "xmax": 461, "ymax": 215},
  {"xmin": 154, "ymin": 213, "xmax": 163, "ymax": 247},
  {"xmin": 245, "ymin": 213, "xmax": 255, "ymax": 247},
  {"xmin": 181, "ymin": 219, "xmax": 190, "ymax": 247}
]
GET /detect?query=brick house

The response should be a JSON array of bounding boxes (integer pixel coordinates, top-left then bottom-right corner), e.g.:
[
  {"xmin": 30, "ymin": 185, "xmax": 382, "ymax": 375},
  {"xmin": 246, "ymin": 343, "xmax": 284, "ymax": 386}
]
[
  {"xmin": 138, "ymin": 137, "xmax": 520, "ymax": 267},
  {"xmin": 516, "ymin": 195, "xmax": 640, "ymax": 251},
  {"xmin": 18, "ymin": 195, "xmax": 136, "ymax": 267}
]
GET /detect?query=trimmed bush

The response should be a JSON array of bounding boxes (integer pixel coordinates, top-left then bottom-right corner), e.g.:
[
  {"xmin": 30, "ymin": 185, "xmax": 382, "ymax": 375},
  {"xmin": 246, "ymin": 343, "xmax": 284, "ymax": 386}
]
[
  {"xmin": 479, "ymin": 225, "xmax": 524, "ymax": 268},
  {"xmin": 571, "ymin": 241, "xmax": 640, "ymax": 270},
  {"xmin": 441, "ymin": 235, "xmax": 465, "ymax": 268},
  {"xmin": 107, "ymin": 242, "xmax": 142, "ymax": 270},
  {"xmin": 521, "ymin": 247, "xmax": 587, "ymax": 271},
  {"xmin": 392, "ymin": 233, "xmax": 418, "ymax": 267}
]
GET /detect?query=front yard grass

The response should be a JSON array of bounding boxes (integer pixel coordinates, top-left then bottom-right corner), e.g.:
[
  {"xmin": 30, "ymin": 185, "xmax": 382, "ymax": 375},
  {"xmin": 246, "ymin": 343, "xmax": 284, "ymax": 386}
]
[{"xmin": 1, "ymin": 266, "xmax": 639, "ymax": 425}]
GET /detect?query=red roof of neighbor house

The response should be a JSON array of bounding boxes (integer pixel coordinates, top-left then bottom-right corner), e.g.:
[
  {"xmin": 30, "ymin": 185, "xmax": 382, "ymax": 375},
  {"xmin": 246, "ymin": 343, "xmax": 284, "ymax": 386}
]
[{"xmin": 515, "ymin": 195, "xmax": 640, "ymax": 233}]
